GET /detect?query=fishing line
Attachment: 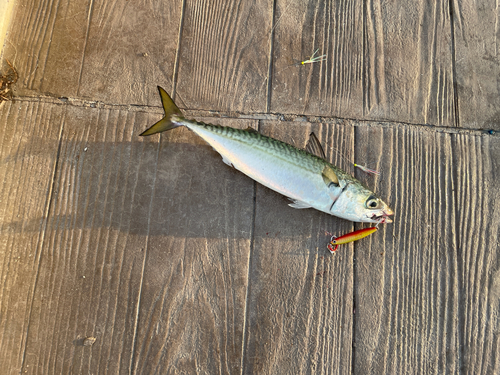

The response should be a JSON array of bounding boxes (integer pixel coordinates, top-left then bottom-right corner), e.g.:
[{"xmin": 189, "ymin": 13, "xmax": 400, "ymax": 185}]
[{"xmin": 323, "ymin": 141, "xmax": 380, "ymax": 176}]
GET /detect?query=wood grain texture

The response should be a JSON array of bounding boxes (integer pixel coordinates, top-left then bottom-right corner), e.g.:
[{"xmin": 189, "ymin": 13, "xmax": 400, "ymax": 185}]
[
  {"xmin": 454, "ymin": 0, "xmax": 500, "ymax": 130},
  {"xmin": 4, "ymin": 0, "xmax": 457, "ymax": 124},
  {"xmin": 453, "ymin": 134, "xmax": 500, "ymax": 374},
  {"xmin": 175, "ymin": 0, "xmax": 272, "ymax": 112},
  {"xmin": 354, "ymin": 124, "xmax": 460, "ymax": 374},
  {"xmin": 3, "ymin": 0, "xmax": 500, "ymax": 373},
  {"xmin": 0, "ymin": 101, "xmax": 63, "ymax": 374},
  {"xmin": 270, "ymin": 0, "xmax": 455, "ymax": 126},
  {"xmin": 3, "ymin": 0, "xmax": 182, "ymax": 104},
  {"xmin": 17, "ymin": 105, "xmax": 158, "ymax": 374},
  {"xmin": 131, "ymin": 118, "xmax": 257, "ymax": 374},
  {"xmin": 243, "ymin": 121, "xmax": 356, "ymax": 374},
  {"xmin": 353, "ymin": 126, "xmax": 500, "ymax": 373},
  {"xmin": 270, "ymin": 0, "xmax": 364, "ymax": 118},
  {"xmin": 4, "ymin": 0, "xmax": 91, "ymax": 96},
  {"xmin": 78, "ymin": 0, "xmax": 183, "ymax": 104}
]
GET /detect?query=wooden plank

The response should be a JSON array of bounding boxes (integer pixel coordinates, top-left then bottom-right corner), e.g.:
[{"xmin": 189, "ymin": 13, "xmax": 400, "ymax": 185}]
[
  {"xmin": 353, "ymin": 125, "xmax": 459, "ymax": 373},
  {"xmin": 243, "ymin": 121, "xmax": 355, "ymax": 374},
  {"xmin": 3, "ymin": 0, "xmax": 91, "ymax": 96},
  {"xmin": 78, "ymin": 0, "xmax": 183, "ymax": 104},
  {"xmin": 175, "ymin": 0, "xmax": 272, "ymax": 112},
  {"xmin": 270, "ymin": 1, "xmax": 364, "ymax": 118},
  {"xmin": 4, "ymin": 0, "xmax": 458, "ymax": 125},
  {"xmin": 131, "ymin": 118, "xmax": 256, "ymax": 374},
  {"xmin": 3, "ymin": 0, "xmax": 182, "ymax": 104},
  {"xmin": 0, "ymin": 100, "xmax": 63, "ymax": 374},
  {"xmin": 5, "ymin": 0, "xmax": 272, "ymax": 109},
  {"xmin": 454, "ymin": 0, "xmax": 500, "ymax": 130},
  {"xmin": 270, "ymin": 0, "xmax": 455, "ymax": 126},
  {"xmin": 18, "ymin": 105, "xmax": 158, "ymax": 374},
  {"xmin": 453, "ymin": 133, "xmax": 500, "ymax": 373}
]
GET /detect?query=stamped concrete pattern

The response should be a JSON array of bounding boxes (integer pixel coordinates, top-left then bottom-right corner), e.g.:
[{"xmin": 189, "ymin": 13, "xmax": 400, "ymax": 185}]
[{"xmin": 1, "ymin": 1, "xmax": 499, "ymax": 374}]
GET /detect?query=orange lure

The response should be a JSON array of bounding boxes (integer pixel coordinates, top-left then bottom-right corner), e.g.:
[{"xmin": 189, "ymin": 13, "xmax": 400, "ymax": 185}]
[{"xmin": 327, "ymin": 227, "xmax": 378, "ymax": 253}]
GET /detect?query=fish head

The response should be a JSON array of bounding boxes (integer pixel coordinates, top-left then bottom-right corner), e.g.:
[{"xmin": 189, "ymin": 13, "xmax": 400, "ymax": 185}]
[{"xmin": 332, "ymin": 183, "xmax": 394, "ymax": 223}]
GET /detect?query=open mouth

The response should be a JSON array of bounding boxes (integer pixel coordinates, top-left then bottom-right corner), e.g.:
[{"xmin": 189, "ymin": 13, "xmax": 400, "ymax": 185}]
[{"xmin": 370, "ymin": 212, "xmax": 394, "ymax": 224}]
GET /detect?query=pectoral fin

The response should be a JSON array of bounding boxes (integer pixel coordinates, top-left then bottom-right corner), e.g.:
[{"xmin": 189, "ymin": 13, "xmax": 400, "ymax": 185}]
[{"xmin": 322, "ymin": 165, "xmax": 339, "ymax": 186}]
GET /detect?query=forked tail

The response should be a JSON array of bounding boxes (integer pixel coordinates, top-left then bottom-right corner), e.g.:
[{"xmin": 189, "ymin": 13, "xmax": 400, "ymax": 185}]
[{"xmin": 139, "ymin": 86, "xmax": 183, "ymax": 136}]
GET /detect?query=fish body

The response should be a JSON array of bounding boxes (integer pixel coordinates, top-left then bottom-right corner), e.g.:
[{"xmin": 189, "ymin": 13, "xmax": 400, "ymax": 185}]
[{"xmin": 140, "ymin": 87, "xmax": 393, "ymax": 223}]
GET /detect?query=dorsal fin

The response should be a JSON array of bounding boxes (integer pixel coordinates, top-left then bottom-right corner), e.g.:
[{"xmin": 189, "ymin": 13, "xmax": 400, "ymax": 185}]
[
  {"xmin": 306, "ymin": 132, "xmax": 326, "ymax": 159},
  {"xmin": 322, "ymin": 165, "xmax": 339, "ymax": 186}
]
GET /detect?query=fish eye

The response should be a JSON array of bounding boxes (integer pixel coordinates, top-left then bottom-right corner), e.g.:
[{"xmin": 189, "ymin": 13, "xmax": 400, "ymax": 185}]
[{"xmin": 365, "ymin": 196, "xmax": 380, "ymax": 209}]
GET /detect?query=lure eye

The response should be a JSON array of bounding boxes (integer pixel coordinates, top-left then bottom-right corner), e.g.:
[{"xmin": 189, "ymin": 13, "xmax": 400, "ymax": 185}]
[{"xmin": 365, "ymin": 196, "xmax": 380, "ymax": 209}]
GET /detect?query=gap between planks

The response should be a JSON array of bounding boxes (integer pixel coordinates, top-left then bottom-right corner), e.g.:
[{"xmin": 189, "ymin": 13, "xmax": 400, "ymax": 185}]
[{"xmin": 5, "ymin": 95, "xmax": 499, "ymax": 138}]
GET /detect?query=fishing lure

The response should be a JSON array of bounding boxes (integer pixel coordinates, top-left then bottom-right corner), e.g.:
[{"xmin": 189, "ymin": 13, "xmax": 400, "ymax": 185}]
[
  {"xmin": 354, "ymin": 163, "xmax": 380, "ymax": 176},
  {"xmin": 298, "ymin": 48, "xmax": 327, "ymax": 65},
  {"xmin": 272, "ymin": 48, "xmax": 327, "ymax": 77},
  {"xmin": 327, "ymin": 227, "xmax": 378, "ymax": 253}
]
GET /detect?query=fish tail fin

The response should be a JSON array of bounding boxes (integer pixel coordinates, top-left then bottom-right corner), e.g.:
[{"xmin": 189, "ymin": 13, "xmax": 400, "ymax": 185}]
[{"xmin": 139, "ymin": 86, "xmax": 183, "ymax": 136}]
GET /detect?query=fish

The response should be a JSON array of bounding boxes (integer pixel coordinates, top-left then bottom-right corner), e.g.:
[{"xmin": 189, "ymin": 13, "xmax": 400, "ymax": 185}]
[
  {"xmin": 140, "ymin": 86, "xmax": 394, "ymax": 223},
  {"xmin": 327, "ymin": 227, "xmax": 378, "ymax": 253}
]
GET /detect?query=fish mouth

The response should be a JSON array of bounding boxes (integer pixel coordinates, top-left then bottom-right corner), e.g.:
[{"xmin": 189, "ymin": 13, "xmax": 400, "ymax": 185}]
[{"xmin": 370, "ymin": 210, "xmax": 394, "ymax": 224}]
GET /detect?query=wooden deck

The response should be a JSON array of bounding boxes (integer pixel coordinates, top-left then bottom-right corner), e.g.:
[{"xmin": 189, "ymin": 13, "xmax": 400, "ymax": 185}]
[{"xmin": 1, "ymin": 0, "xmax": 499, "ymax": 374}]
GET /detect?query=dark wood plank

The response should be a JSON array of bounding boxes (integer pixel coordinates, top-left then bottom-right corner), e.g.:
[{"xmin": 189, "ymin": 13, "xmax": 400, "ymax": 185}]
[
  {"xmin": 175, "ymin": 0, "xmax": 273, "ymax": 112},
  {"xmin": 18, "ymin": 105, "xmax": 158, "ymax": 374},
  {"xmin": 0, "ymin": 100, "xmax": 63, "ymax": 374},
  {"xmin": 453, "ymin": 133, "xmax": 500, "ymax": 373},
  {"xmin": 131, "ymin": 118, "xmax": 257, "ymax": 374},
  {"xmin": 353, "ymin": 124, "xmax": 460, "ymax": 373},
  {"xmin": 454, "ymin": 0, "xmax": 500, "ymax": 130},
  {"xmin": 270, "ymin": 0, "xmax": 455, "ymax": 126},
  {"xmin": 243, "ymin": 121, "xmax": 355, "ymax": 374}
]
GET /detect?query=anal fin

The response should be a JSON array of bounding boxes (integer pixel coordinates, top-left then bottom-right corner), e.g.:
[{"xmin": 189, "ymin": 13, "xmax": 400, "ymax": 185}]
[{"xmin": 221, "ymin": 155, "xmax": 234, "ymax": 168}]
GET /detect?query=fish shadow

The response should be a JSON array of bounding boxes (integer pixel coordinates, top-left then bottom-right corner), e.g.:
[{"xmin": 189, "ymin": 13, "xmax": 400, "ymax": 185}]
[{"xmin": 2, "ymin": 128, "xmax": 344, "ymax": 242}]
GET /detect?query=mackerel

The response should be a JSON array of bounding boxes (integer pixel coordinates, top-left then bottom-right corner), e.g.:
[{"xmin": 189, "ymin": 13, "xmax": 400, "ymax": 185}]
[{"xmin": 140, "ymin": 87, "xmax": 393, "ymax": 223}]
